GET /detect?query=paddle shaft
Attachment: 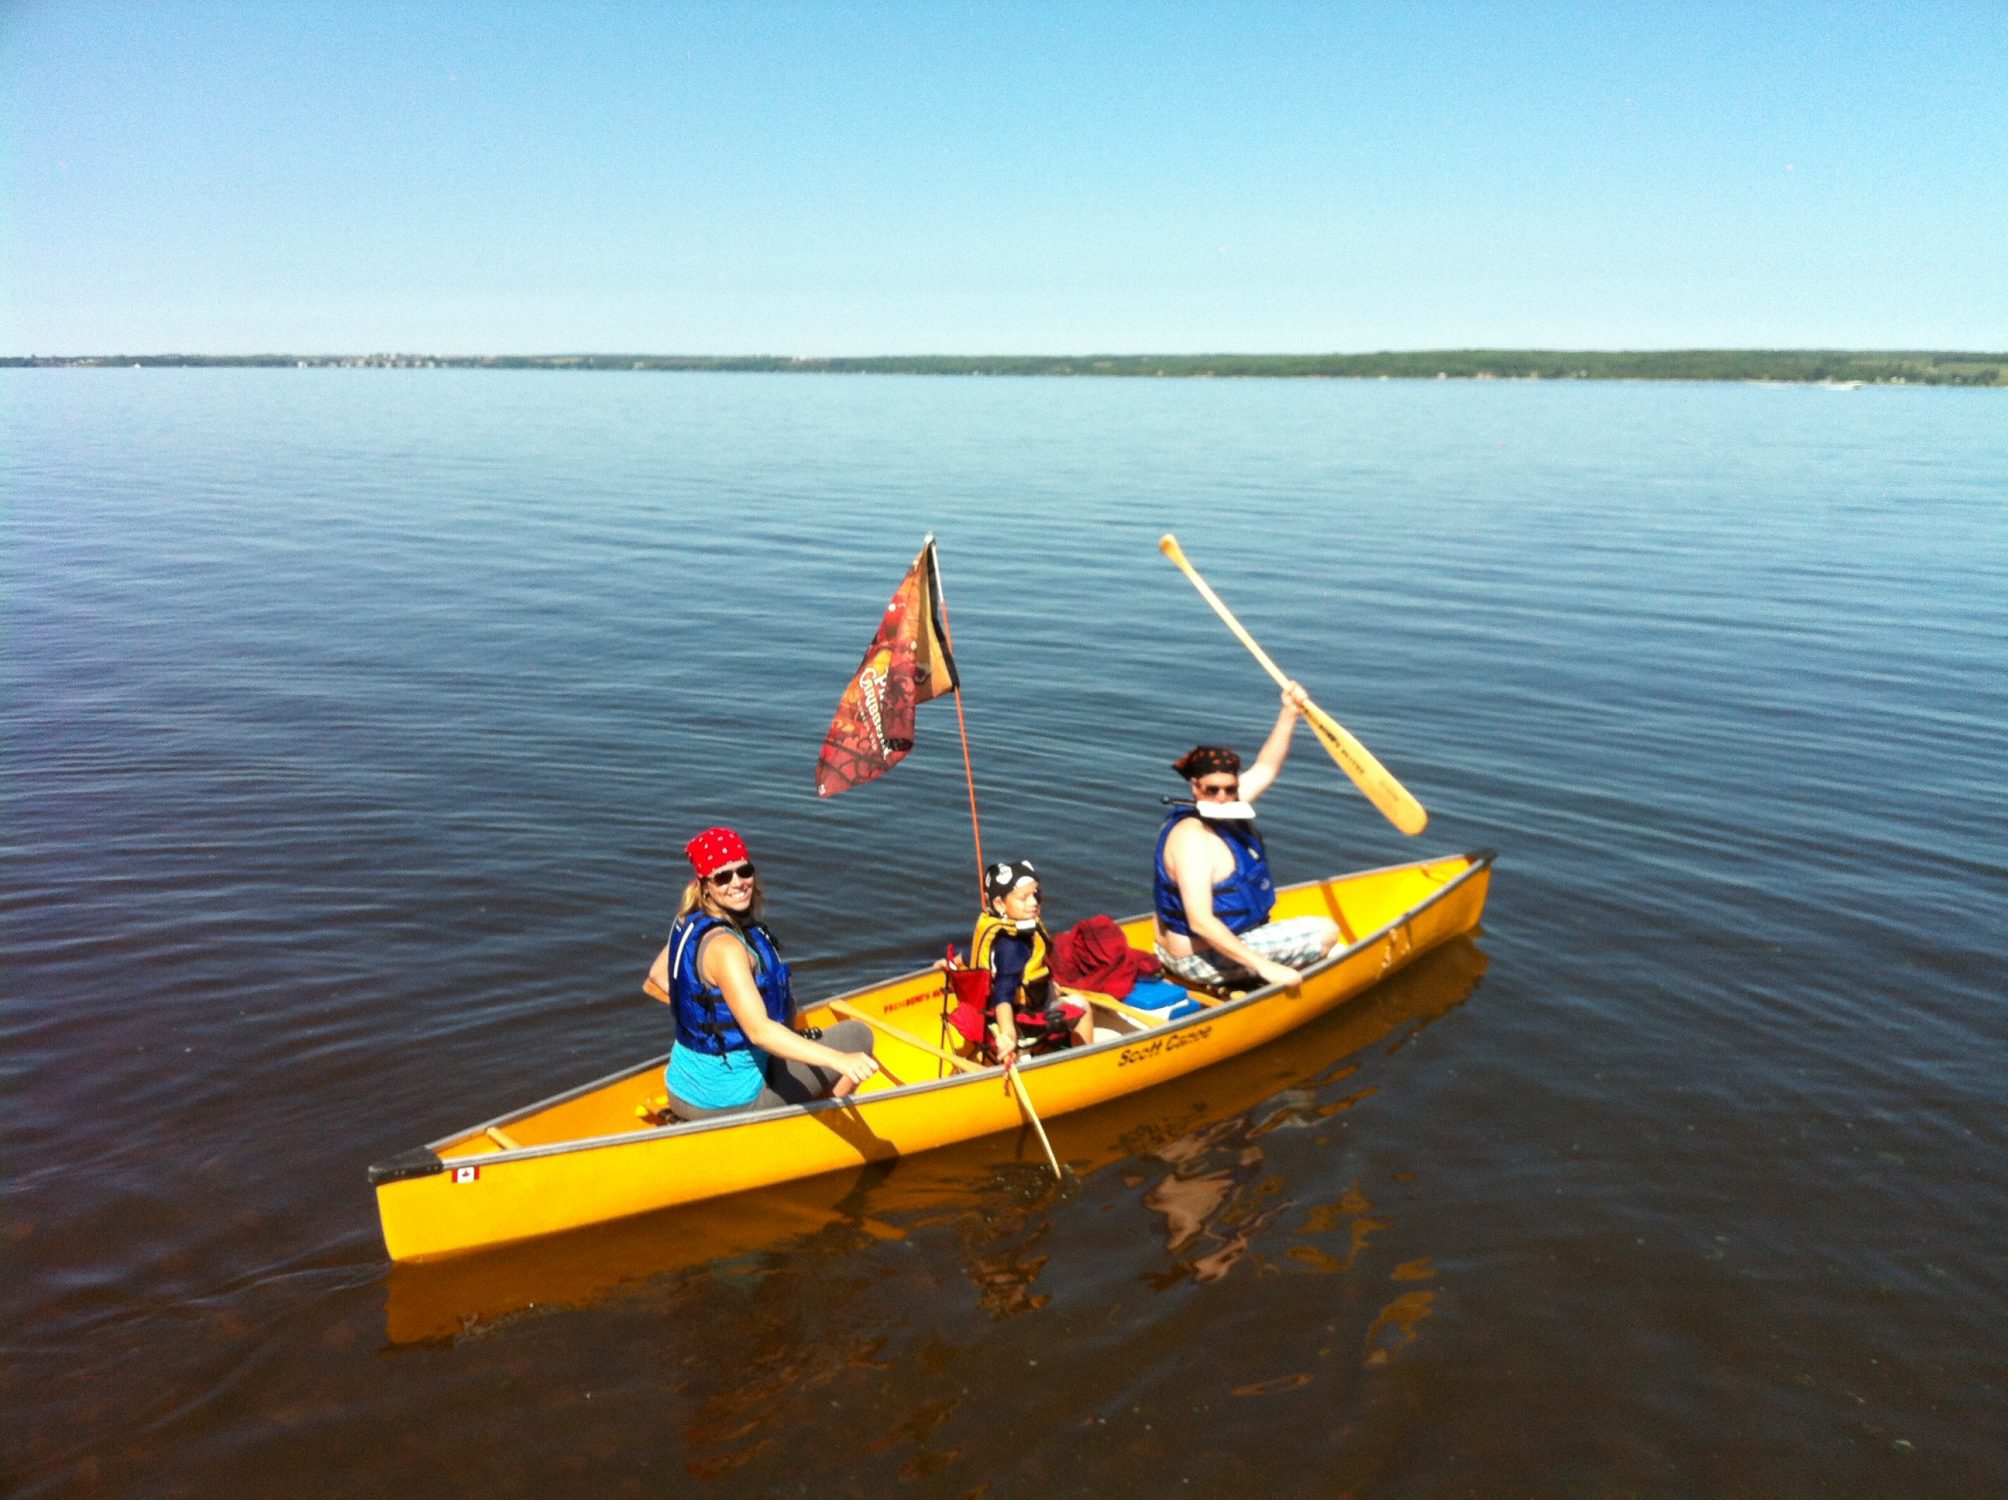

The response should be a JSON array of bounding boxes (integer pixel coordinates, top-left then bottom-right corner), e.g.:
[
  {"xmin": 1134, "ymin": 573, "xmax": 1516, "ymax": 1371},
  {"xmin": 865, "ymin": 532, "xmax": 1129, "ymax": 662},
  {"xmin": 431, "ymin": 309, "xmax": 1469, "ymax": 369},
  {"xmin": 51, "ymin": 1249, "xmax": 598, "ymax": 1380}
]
[
  {"xmin": 1159, "ymin": 536, "xmax": 1293, "ymax": 687},
  {"xmin": 857, "ymin": 1058, "xmax": 906, "ymax": 1089},
  {"xmin": 1157, "ymin": 534, "xmax": 1428, "ymax": 836},
  {"xmin": 1005, "ymin": 1056, "xmax": 1065, "ymax": 1180},
  {"xmin": 838, "ymin": 998, "xmax": 1058, "ymax": 1178},
  {"xmin": 828, "ymin": 1000, "xmax": 983, "ymax": 1074}
]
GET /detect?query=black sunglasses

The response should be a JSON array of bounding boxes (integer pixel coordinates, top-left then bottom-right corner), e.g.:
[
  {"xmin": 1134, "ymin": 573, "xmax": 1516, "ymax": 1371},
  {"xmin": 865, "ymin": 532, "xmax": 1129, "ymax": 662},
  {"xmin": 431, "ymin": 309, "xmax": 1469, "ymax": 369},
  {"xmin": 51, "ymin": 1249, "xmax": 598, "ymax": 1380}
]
[
  {"xmin": 707, "ymin": 862, "xmax": 757, "ymax": 888},
  {"xmin": 1195, "ymin": 780, "xmax": 1241, "ymax": 798}
]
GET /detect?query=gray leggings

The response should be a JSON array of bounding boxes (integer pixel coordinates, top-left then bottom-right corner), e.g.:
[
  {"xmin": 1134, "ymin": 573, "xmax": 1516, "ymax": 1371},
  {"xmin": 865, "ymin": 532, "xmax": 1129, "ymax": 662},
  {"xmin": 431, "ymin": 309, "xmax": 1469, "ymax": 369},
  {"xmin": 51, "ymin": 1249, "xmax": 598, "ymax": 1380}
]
[{"xmin": 666, "ymin": 1019, "xmax": 877, "ymax": 1121}]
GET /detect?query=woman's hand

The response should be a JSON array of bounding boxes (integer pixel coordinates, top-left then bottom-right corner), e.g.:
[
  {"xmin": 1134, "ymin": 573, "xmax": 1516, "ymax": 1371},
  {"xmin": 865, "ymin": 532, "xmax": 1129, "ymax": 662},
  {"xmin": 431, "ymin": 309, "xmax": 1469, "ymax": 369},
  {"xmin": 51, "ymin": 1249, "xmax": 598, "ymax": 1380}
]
[
  {"xmin": 833, "ymin": 1050, "xmax": 880, "ymax": 1086},
  {"xmin": 824, "ymin": 1045, "xmax": 879, "ymax": 1100}
]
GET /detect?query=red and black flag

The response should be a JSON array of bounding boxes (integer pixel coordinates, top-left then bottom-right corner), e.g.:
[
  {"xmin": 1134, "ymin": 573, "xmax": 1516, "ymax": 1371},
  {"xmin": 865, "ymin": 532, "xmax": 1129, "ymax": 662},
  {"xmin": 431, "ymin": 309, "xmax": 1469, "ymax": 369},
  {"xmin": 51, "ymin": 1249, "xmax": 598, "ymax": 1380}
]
[{"xmin": 814, "ymin": 538, "xmax": 960, "ymax": 797}]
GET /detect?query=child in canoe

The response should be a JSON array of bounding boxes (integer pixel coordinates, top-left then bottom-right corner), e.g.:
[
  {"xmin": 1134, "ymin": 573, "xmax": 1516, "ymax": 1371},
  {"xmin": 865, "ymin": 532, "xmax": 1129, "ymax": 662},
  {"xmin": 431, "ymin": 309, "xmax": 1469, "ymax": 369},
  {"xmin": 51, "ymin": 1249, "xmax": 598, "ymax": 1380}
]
[{"xmin": 963, "ymin": 860, "xmax": 1094, "ymax": 1057}]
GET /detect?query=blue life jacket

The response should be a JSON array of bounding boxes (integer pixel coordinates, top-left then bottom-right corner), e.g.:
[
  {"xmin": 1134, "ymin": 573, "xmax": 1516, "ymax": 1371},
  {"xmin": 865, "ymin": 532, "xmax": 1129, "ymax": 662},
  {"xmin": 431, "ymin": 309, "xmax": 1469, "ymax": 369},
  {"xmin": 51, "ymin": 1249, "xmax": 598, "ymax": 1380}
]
[
  {"xmin": 1153, "ymin": 806, "xmax": 1274, "ymax": 937},
  {"xmin": 668, "ymin": 913, "xmax": 793, "ymax": 1056}
]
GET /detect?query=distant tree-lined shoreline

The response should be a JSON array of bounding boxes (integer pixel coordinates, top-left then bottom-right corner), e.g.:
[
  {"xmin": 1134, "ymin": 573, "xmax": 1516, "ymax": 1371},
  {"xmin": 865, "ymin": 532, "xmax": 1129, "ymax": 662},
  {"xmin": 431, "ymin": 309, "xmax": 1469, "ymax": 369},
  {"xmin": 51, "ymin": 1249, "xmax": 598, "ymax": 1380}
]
[{"xmin": 6, "ymin": 350, "xmax": 2003, "ymax": 384}]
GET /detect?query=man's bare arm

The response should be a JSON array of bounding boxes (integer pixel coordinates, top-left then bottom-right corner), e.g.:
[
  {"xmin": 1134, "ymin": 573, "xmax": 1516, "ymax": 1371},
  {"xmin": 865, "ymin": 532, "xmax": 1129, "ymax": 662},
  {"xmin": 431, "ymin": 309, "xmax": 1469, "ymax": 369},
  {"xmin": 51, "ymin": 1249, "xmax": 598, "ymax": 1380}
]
[{"xmin": 1242, "ymin": 681, "xmax": 1307, "ymax": 802}]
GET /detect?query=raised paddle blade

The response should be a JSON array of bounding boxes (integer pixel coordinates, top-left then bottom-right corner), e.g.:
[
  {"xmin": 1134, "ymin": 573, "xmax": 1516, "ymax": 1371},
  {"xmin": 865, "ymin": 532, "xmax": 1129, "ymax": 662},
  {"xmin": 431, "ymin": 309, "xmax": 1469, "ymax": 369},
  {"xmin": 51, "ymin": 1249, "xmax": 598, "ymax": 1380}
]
[{"xmin": 1303, "ymin": 704, "xmax": 1428, "ymax": 835}]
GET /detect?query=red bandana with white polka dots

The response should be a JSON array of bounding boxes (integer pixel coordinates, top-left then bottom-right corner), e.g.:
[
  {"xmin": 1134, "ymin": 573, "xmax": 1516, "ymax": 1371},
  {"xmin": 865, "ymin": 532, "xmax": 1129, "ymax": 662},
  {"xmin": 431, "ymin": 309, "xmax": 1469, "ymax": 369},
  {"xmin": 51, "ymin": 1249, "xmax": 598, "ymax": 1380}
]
[{"xmin": 685, "ymin": 826, "xmax": 750, "ymax": 878}]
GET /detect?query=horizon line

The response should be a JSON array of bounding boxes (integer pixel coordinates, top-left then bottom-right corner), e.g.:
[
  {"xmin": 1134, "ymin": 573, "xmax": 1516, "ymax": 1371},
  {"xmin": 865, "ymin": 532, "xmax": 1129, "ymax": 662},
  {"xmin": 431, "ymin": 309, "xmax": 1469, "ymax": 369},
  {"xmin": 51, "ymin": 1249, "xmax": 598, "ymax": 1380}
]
[
  {"xmin": 9, "ymin": 345, "xmax": 2007, "ymax": 361},
  {"xmin": 10, "ymin": 348, "xmax": 2004, "ymax": 388}
]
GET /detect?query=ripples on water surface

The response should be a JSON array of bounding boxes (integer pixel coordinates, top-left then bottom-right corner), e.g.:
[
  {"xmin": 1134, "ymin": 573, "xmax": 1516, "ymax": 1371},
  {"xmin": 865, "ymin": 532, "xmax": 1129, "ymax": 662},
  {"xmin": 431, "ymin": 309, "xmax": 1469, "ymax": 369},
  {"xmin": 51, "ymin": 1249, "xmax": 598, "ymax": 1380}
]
[{"xmin": 5, "ymin": 370, "xmax": 2004, "ymax": 1496}]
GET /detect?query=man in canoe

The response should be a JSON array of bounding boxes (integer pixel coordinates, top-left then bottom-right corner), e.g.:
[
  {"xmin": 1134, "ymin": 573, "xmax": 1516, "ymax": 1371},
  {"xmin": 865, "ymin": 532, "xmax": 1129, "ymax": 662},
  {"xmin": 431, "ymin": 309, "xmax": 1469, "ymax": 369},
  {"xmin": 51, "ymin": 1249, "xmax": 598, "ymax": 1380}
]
[
  {"xmin": 1153, "ymin": 683, "xmax": 1341, "ymax": 992},
  {"xmin": 660, "ymin": 826, "xmax": 879, "ymax": 1120}
]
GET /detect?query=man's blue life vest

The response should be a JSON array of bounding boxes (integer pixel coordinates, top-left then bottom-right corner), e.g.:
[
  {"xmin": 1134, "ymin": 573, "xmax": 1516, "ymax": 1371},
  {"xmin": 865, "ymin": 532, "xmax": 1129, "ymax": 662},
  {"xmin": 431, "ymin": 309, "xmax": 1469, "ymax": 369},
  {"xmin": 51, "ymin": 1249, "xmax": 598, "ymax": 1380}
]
[
  {"xmin": 1153, "ymin": 806, "xmax": 1275, "ymax": 938},
  {"xmin": 668, "ymin": 912, "xmax": 793, "ymax": 1056}
]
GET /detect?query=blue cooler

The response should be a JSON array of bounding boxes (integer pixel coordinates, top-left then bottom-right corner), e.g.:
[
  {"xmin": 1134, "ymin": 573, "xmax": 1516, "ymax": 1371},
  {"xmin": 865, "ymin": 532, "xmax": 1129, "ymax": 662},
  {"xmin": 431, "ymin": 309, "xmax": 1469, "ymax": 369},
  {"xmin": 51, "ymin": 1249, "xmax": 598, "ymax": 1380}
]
[{"xmin": 1122, "ymin": 977, "xmax": 1206, "ymax": 1021}]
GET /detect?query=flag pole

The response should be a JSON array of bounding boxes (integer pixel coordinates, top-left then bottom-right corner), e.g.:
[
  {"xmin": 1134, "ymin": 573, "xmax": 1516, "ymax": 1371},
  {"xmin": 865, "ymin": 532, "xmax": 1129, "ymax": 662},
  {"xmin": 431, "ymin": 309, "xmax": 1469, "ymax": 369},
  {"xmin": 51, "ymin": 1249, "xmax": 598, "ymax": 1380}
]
[{"xmin": 928, "ymin": 538, "xmax": 986, "ymax": 905}]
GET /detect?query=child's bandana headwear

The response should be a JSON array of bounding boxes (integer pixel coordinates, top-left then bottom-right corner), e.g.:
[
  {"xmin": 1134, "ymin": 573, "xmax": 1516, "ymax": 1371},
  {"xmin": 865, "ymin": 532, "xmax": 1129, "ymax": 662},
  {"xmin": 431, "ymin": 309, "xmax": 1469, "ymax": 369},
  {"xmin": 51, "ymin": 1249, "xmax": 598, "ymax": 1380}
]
[{"xmin": 984, "ymin": 860, "xmax": 1038, "ymax": 904}]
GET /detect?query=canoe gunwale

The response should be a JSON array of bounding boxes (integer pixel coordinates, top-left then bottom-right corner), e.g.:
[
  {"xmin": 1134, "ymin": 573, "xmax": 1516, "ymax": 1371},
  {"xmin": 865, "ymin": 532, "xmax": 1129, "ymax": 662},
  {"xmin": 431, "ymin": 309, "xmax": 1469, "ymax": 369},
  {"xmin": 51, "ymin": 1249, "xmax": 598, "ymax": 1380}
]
[{"xmin": 383, "ymin": 848, "xmax": 1495, "ymax": 1175}]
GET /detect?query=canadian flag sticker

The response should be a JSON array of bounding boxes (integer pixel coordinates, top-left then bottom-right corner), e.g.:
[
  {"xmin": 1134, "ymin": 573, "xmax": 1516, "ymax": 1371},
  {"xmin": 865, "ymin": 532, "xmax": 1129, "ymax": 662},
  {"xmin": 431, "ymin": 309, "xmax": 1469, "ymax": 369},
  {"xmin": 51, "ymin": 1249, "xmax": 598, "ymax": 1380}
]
[{"xmin": 452, "ymin": 1165, "xmax": 481, "ymax": 1184}]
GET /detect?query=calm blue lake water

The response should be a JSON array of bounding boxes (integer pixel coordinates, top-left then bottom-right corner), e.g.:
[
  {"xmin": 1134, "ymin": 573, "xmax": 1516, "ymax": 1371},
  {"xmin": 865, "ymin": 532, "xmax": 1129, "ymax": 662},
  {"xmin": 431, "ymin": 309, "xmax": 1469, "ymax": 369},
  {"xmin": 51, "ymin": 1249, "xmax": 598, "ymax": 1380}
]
[{"xmin": 5, "ymin": 369, "xmax": 2004, "ymax": 1496}]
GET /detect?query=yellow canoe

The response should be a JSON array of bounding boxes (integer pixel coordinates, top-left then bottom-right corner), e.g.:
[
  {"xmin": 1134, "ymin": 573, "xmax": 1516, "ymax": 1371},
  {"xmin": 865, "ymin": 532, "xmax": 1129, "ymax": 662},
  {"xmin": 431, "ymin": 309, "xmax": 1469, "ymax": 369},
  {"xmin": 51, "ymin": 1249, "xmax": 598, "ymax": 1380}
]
[
  {"xmin": 383, "ymin": 934, "xmax": 1490, "ymax": 1342},
  {"xmin": 369, "ymin": 848, "xmax": 1494, "ymax": 1263}
]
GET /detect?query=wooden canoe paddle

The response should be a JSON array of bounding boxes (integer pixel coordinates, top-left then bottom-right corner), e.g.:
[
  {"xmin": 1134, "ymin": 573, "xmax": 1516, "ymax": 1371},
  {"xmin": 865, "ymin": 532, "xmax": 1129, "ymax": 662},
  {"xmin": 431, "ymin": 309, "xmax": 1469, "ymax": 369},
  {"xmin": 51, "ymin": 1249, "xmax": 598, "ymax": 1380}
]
[
  {"xmin": 1004, "ymin": 1053, "xmax": 1065, "ymax": 1181},
  {"xmin": 1158, "ymin": 534, "xmax": 1428, "ymax": 836}
]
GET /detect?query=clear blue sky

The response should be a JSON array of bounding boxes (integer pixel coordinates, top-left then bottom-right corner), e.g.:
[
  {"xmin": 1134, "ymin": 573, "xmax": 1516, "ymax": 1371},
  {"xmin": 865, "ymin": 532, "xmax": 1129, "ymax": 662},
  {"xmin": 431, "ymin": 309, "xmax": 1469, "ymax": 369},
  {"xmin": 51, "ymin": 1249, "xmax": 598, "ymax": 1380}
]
[{"xmin": 6, "ymin": 0, "xmax": 2004, "ymax": 355}]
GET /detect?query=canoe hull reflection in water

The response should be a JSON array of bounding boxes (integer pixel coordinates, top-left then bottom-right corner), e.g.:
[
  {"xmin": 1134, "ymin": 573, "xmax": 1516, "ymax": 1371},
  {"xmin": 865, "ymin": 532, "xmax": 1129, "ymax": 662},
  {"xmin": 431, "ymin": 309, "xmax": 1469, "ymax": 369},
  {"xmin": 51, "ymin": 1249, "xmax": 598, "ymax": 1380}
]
[{"xmin": 370, "ymin": 850, "xmax": 1494, "ymax": 1265}]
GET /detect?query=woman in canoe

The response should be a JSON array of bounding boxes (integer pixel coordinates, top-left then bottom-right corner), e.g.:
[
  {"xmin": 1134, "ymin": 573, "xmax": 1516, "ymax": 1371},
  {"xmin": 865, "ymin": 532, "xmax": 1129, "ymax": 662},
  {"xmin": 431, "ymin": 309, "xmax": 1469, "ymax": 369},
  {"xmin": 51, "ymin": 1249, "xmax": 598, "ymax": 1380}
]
[
  {"xmin": 969, "ymin": 859, "xmax": 1093, "ymax": 1056},
  {"xmin": 661, "ymin": 827, "xmax": 878, "ymax": 1120}
]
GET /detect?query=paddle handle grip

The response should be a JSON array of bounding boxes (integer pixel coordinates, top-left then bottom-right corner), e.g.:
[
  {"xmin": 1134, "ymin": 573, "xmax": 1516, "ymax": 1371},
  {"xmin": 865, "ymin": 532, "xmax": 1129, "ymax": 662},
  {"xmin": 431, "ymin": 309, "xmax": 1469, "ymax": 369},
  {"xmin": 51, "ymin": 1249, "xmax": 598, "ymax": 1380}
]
[{"xmin": 1158, "ymin": 534, "xmax": 1292, "ymax": 689}]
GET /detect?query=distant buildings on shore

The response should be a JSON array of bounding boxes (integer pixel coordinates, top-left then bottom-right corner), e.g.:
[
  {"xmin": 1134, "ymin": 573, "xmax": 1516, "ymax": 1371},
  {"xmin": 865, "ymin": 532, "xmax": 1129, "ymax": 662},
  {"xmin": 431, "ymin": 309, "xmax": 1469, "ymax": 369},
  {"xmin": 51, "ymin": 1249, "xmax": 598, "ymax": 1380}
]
[{"xmin": 5, "ymin": 351, "xmax": 2002, "ymax": 384}]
